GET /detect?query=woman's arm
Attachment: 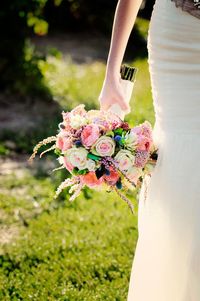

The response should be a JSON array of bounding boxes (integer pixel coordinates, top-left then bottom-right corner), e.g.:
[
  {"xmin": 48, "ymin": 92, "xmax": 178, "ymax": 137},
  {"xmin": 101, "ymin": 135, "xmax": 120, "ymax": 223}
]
[{"xmin": 99, "ymin": 0, "xmax": 143, "ymax": 111}]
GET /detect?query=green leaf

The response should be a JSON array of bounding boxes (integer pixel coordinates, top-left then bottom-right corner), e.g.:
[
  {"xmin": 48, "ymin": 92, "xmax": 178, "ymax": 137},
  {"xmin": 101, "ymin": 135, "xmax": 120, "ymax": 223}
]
[
  {"xmin": 72, "ymin": 168, "xmax": 89, "ymax": 175},
  {"xmin": 78, "ymin": 169, "xmax": 88, "ymax": 175},
  {"xmin": 106, "ymin": 130, "xmax": 114, "ymax": 137},
  {"xmin": 119, "ymin": 139, "xmax": 125, "ymax": 146},
  {"xmin": 113, "ymin": 128, "xmax": 123, "ymax": 135},
  {"xmin": 72, "ymin": 167, "xmax": 79, "ymax": 175},
  {"xmin": 54, "ymin": 148, "xmax": 62, "ymax": 156},
  {"xmin": 87, "ymin": 153, "xmax": 101, "ymax": 161}
]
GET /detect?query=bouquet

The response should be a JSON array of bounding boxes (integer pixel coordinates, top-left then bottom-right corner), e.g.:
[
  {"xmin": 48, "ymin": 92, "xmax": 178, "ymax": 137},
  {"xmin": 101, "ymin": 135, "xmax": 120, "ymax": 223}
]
[{"xmin": 29, "ymin": 104, "xmax": 158, "ymax": 214}]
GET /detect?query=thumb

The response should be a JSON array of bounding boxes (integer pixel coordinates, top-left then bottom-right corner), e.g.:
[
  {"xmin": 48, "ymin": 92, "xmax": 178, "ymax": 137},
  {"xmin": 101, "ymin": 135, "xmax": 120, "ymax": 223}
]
[
  {"xmin": 99, "ymin": 98, "xmax": 112, "ymax": 111},
  {"xmin": 117, "ymin": 98, "xmax": 130, "ymax": 112}
]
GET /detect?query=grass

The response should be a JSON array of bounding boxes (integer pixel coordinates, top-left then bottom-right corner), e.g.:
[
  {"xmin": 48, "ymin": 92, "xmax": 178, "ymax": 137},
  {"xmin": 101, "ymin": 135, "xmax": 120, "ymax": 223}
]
[
  {"xmin": 0, "ymin": 18, "xmax": 155, "ymax": 300},
  {"xmin": 0, "ymin": 166, "xmax": 139, "ymax": 301},
  {"xmin": 39, "ymin": 55, "xmax": 154, "ymax": 126}
]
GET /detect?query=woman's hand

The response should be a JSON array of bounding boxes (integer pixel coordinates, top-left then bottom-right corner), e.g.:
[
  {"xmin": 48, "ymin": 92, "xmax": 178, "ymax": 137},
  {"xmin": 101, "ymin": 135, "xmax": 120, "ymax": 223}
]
[{"xmin": 98, "ymin": 73, "xmax": 131, "ymax": 113}]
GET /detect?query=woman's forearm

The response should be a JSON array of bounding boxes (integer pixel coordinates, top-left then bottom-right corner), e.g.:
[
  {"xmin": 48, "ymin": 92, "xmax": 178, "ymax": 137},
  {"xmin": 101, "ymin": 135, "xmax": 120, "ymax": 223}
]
[{"xmin": 106, "ymin": 0, "xmax": 143, "ymax": 77}]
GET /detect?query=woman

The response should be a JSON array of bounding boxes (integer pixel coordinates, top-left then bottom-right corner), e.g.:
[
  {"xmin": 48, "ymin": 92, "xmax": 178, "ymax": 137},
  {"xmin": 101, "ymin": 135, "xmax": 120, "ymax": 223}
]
[{"xmin": 99, "ymin": 0, "xmax": 200, "ymax": 300}]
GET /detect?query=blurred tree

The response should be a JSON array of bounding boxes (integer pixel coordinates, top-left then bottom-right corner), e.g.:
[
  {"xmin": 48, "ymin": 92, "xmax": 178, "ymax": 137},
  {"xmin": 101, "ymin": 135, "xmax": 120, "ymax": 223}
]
[
  {"xmin": 0, "ymin": 0, "xmax": 154, "ymax": 96},
  {"xmin": 140, "ymin": 0, "xmax": 156, "ymax": 19},
  {"xmin": 44, "ymin": 0, "xmax": 155, "ymax": 34},
  {"xmin": 0, "ymin": 0, "xmax": 49, "ymax": 95}
]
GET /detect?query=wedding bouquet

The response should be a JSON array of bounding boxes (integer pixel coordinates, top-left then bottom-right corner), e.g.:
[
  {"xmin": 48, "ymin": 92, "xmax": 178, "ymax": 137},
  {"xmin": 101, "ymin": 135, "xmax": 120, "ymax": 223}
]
[{"xmin": 29, "ymin": 104, "xmax": 158, "ymax": 213}]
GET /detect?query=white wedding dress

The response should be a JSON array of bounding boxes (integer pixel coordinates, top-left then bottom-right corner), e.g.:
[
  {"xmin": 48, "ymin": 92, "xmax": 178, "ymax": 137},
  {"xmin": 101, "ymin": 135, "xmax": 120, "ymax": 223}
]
[{"xmin": 127, "ymin": 0, "xmax": 200, "ymax": 300}]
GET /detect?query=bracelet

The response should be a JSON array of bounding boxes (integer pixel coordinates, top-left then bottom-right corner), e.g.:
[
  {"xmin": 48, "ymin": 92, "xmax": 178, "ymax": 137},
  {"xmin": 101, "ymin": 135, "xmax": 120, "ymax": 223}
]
[{"xmin": 120, "ymin": 64, "xmax": 138, "ymax": 82}]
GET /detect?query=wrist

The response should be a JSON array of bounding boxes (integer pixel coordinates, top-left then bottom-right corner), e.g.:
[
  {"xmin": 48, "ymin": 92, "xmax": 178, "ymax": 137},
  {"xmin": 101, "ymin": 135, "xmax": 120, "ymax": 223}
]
[
  {"xmin": 105, "ymin": 61, "xmax": 121, "ymax": 78},
  {"xmin": 105, "ymin": 68, "xmax": 120, "ymax": 81}
]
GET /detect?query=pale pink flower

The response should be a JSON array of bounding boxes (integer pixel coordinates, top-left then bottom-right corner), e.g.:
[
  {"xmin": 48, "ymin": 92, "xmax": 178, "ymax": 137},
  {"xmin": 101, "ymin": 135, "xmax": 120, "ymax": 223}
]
[
  {"xmin": 81, "ymin": 124, "xmax": 100, "ymax": 148},
  {"xmin": 126, "ymin": 166, "xmax": 143, "ymax": 185},
  {"xmin": 92, "ymin": 136, "xmax": 115, "ymax": 157},
  {"xmin": 131, "ymin": 122, "xmax": 153, "ymax": 152},
  {"xmin": 71, "ymin": 104, "xmax": 86, "ymax": 116},
  {"xmin": 56, "ymin": 136, "xmax": 72, "ymax": 152},
  {"xmin": 61, "ymin": 112, "xmax": 73, "ymax": 132},
  {"xmin": 131, "ymin": 121, "xmax": 152, "ymax": 136},
  {"xmin": 115, "ymin": 150, "xmax": 135, "ymax": 171},
  {"xmin": 69, "ymin": 114, "xmax": 87, "ymax": 129},
  {"xmin": 63, "ymin": 156, "xmax": 74, "ymax": 172},
  {"xmin": 141, "ymin": 121, "xmax": 152, "ymax": 138},
  {"xmin": 65, "ymin": 147, "xmax": 88, "ymax": 170},
  {"xmin": 135, "ymin": 150, "xmax": 149, "ymax": 168}
]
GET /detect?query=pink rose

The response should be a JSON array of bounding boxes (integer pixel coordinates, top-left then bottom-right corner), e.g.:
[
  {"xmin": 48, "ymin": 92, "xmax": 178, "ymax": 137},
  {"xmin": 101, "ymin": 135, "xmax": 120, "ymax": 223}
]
[
  {"xmin": 56, "ymin": 136, "xmax": 72, "ymax": 152},
  {"xmin": 137, "ymin": 135, "xmax": 152, "ymax": 152},
  {"xmin": 81, "ymin": 124, "xmax": 100, "ymax": 148},
  {"xmin": 63, "ymin": 156, "xmax": 74, "ymax": 172},
  {"xmin": 131, "ymin": 121, "xmax": 152, "ymax": 138},
  {"xmin": 141, "ymin": 121, "xmax": 152, "ymax": 138},
  {"xmin": 71, "ymin": 104, "xmax": 86, "ymax": 116},
  {"xmin": 81, "ymin": 172, "xmax": 103, "ymax": 188},
  {"xmin": 131, "ymin": 121, "xmax": 153, "ymax": 151},
  {"xmin": 92, "ymin": 136, "xmax": 115, "ymax": 157}
]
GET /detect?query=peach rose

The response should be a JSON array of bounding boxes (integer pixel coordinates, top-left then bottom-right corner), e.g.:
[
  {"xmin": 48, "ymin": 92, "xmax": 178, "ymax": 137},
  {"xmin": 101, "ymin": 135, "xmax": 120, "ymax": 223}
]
[
  {"xmin": 81, "ymin": 171, "xmax": 103, "ymax": 188},
  {"xmin": 103, "ymin": 167, "xmax": 119, "ymax": 185}
]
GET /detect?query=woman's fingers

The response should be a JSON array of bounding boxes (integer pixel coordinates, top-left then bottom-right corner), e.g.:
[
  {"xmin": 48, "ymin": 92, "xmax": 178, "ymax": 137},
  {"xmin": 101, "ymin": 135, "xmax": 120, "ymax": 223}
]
[
  {"xmin": 98, "ymin": 75, "xmax": 131, "ymax": 113},
  {"xmin": 99, "ymin": 97, "xmax": 130, "ymax": 112},
  {"xmin": 99, "ymin": 98, "xmax": 111, "ymax": 111}
]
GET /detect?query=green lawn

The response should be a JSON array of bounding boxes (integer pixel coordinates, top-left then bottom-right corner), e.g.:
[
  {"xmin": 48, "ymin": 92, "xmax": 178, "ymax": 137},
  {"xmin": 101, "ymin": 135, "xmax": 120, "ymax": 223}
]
[{"xmin": 0, "ymin": 27, "xmax": 155, "ymax": 300}]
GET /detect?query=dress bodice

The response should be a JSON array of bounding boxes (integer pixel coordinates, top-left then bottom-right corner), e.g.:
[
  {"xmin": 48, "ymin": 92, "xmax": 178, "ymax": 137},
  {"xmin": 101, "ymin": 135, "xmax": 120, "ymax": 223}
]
[{"xmin": 171, "ymin": 0, "xmax": 200, "ymax": 19}]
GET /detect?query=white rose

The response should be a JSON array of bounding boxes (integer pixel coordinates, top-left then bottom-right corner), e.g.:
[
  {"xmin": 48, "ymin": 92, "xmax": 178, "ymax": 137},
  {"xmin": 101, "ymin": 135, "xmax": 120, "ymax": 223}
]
[
  {"xmin": 124, "ymin": 131, "xmax": 138, "ymax": 150},
  {"xmin": 126, "ymin": 166, "xmax": 143, "ymax": 185},
  {"xmin": 87, "ymin": 159, "xmax": 96, "ymax": 171},
  {"xmin": 58, "ymin": 156, "xmax": 64, "ymax": 165},
  {"xmin": 65, "ymin": 147, "xmax": 88, "ymax": 170},
  {"xmin": 115, "ymin": 150, "xmax": 135, "ymax": 171},
  {"xmin": 70, "ymin": 115, "xmax": 87, "ymax": 129}
]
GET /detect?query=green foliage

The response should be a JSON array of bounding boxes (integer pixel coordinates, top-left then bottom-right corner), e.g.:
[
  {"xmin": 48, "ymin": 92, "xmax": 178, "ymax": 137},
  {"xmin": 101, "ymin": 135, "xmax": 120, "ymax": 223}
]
[
  {"xmin": 39, "ymin": 55, "xmax": 155, "ymax": 127},
  {"xmin": 127, "ymin": 59, "xmax": 155, "ymax": 126},
  {"xmin": 0, "ymin": 0, "xmax": 51, "ymax": 94},
  {"xmin": 44, "ymin": 0, "xmax": 153, "ymax": 34},
  {"xmin": 0, "ymin": 0, "xmax": 152, "ymax": 95},
  {"xmin": 0, "ymin": 143, "xmax": 10, "ymax": 156},
  {"xmin": 38, "ymin": 55, "xmax": 105, "ymax": 110},
  {"xmin": 0, "ymin": 168, "xmax": 138, "ymax": 300}
]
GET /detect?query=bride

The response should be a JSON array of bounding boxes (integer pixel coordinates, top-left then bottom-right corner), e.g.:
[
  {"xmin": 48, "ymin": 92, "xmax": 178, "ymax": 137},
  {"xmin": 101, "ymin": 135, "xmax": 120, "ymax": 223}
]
[{"xmin": 99, "ymin": 0, "xmax": 200, "ymax": 300}]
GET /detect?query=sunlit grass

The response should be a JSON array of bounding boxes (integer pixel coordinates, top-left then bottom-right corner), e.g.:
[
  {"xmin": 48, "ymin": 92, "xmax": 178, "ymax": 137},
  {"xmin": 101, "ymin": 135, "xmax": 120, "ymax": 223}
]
[
  {"xmin": 39, "ymin": 55, "xmax": 154, "ymax": 127},
  {"xmin": 0, "ymin": 164, "xmax": 139, "ymax": 301}
]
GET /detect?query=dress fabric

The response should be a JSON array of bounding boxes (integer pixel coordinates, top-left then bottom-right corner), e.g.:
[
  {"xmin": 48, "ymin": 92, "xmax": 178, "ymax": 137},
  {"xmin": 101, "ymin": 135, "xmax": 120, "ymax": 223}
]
[{"xmin": 127, "ymin": 0, "xmax": 200, "ymax": 300}]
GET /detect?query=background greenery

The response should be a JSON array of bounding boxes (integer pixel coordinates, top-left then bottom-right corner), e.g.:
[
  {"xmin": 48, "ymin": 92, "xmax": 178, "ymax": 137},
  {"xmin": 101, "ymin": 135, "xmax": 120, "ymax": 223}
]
[{"xmin": 0, "ymin": 1, "xmax": 155, "ymax": 300}]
